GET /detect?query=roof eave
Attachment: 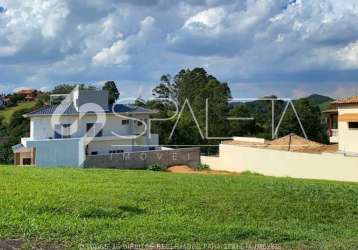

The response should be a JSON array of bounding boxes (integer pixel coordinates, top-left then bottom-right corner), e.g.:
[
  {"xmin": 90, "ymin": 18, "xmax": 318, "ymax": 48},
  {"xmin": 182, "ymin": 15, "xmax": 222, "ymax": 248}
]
[{"xmin": 24, "ymin": 111, "xmax": 157, "ymax": 118}]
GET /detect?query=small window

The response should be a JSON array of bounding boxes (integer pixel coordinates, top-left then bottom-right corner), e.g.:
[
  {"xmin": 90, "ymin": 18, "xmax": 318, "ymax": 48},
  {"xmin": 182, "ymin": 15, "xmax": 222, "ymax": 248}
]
[
  {"xmin": 122, "ymin": 120, "xmax": 129, "ymax": 125},
  {"xmin": 87, "ymin": 123, "xmax": 103, "ymax": 137},
  {"xmin": 87, "ymin": 123, "xmax": 94, "ymax": 132},
  {"xmin": 54, "ymin": 124, "xmax": 71, "ymax": 139},
  {"xmin": 91, "ymin": 151, "xmax": 98, "ymax": 155},
  {"xmin": 348, "ymin": 122, "xmax": 358, "ymax": 129},
  {"xmin": 62, "ymin": 124, "xmax": 71, "ymax": 138},
  {"xmin": 149, "ymin": 147, "xmax": 156, "ymax": 151}
]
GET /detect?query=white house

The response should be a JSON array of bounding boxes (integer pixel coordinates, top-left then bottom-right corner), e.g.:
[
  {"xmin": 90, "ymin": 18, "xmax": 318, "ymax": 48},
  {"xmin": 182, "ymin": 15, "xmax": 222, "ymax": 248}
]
[
  {"xmin": 326, "ymin": 96, "xmax": 358, "ymax": 154},
  {"xmin": 13, "ymin": 88, "xmax": 159, "ymax": 167}
]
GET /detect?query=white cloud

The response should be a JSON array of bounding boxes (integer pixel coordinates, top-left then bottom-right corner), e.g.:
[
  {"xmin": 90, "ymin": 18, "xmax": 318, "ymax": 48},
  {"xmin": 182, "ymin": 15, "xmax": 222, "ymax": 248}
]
[
  {"xmin": 92, "ymin": 40, "xmax": 129, "ymax": 65},
  {"xmin": 0, "ymin": 0, "xmax": 69, "ymax": 56},
  {"xmin": 337, "ymin": 41, "xmax": 358, "ymax": 69},
  {"xmin": 0, "ymin": 46, "xmax": 17, "ymax": 57},
  {"xmin": 92, "ymin": 16, "xmax": 158, "ymax": 66},
  {"xmin": 184, "ymin": 7, "xmax": 226, "ymax": 29},
  {"xmin": 0, "ymin": 0, "xmax": 358, "ymax": 97}
]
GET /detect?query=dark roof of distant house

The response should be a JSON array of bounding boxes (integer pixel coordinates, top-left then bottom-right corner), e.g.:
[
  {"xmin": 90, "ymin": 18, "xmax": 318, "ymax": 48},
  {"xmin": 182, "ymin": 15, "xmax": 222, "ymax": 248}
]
[{"xmin": 24, "ymin": 103, "xmax": 156, "ymax": 117}]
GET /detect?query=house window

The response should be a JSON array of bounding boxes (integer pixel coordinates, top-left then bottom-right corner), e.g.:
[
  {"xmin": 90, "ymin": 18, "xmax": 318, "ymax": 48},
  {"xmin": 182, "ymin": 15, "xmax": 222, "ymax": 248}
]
[
  {"xmin": 348, "ymin": 122, "xmax": 358, "ymax": 129},
  {"xmin": 62, "ymin": 124, "xmax": 71, "ymax": 138},
  {"xmin": 91, "ymin": 151, "xmax": 98, "ymax": 155},
  {"xmin": 109, "ymin": 150, "xmax": 124, "ymax": 154},
  {"xmin": 54, "ymin": 124, "xmax": 71, "ymax": 139},
  {"xmin": 86, "ymin": 123, "xmax": 103, "ymax": 137},
  {"xmin": 122, "ymin": 120, "xmax": 129, "ymax": 125}
]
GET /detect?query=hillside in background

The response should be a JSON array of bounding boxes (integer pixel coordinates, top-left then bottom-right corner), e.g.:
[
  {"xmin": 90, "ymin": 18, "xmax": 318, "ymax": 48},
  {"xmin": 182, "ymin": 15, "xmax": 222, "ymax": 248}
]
[
  {"xmin": 300, "ymin": 94, "xmax": 334, "ymax": 106},
  {"xmin": 229, "ymin": 94, "xmax": 333, "ymax": 142},
  {"xmin": 300, "ymin": 94, "xmax": 334, "ymax": 111},
  {"xmin": 0, "ymin": 101, "xmax": 37, "ymax": 124},
  {"xmin": 230, "ymin": 94, "xmax": 334, "ymax": 113}
]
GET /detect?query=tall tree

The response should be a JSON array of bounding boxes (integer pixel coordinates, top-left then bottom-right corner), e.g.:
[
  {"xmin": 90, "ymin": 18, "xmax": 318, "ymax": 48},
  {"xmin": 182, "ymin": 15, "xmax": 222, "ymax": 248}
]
[
  {"xmin": 277, "ymin": 99, "xmax": 328, "ymax": 143},
  {"xmin": 51, "ymin": 84, "xmax": 96, "ymax": 94},
  {"xmin": 102, "ymin": 81, "xmax": 120, "ymax": 105},
  {"xmin": 151, "ymin": 68, "xmax": 231, "ymax": 153},
  {"xmin": 228, "ymin": 104, "xmax": 257, "ymax": 137}
]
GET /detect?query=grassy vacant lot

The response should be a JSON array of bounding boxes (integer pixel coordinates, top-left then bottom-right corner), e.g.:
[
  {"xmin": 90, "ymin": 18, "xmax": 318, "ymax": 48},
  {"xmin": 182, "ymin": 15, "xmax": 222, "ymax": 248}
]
[
  {"xmin": 0, "ymin": 101, "xmax": 37, "ymax": 123},
  {"xmin": 1, "ymin": 166, "xmax": 358, "ymax": 249}
]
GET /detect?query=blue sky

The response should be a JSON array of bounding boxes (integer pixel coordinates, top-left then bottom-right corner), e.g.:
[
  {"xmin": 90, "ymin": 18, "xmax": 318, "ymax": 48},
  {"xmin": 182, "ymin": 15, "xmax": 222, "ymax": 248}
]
[{"xmin": 0, "ymin": 0, "xmax": 358, "ymax": 98}]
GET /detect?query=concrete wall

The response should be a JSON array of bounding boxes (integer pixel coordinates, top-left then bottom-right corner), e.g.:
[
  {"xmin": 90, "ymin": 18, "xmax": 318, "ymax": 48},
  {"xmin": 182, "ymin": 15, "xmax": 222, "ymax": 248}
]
[
  {"xmin": 24, "ymin": 134, "xmax": 159, "ymax": 167},
  {"xmin": 85, "ymin": 148, "xmax": 201, "ymax": 169},
  {"xmin": 338, "ymin": 106, "xmax": 358, "ymax": 153},
  {"xmin": 26, "ymin": 138, "xmax": 85, "ymax": 167},
  {"xmin": 88, "ymin": 140, "xmax": 133, "ymax": 155},
  {"xmin": 86, "ymin": 134, "xmax": 159, "ymax": 155},
  {"xmin": 202, "ymin": 144, "xmax": 358, "ymax": 182},
  {"xmin": 233, "ymin": 137, "xmax": 266, "ymax": 143}
]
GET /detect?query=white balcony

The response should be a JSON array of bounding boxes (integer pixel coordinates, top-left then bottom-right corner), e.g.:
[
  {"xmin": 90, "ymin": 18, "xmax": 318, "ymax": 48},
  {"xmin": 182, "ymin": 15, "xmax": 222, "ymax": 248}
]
[{"xmin": 330, "ymin": 129, "xmax": 338, "ymax": 144}]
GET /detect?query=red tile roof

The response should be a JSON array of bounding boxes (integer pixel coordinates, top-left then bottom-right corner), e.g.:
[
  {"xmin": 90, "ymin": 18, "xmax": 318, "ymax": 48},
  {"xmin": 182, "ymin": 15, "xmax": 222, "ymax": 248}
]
[{"xmin": 333, "ymin": 96, "xmax": 358, "ymax": 105}]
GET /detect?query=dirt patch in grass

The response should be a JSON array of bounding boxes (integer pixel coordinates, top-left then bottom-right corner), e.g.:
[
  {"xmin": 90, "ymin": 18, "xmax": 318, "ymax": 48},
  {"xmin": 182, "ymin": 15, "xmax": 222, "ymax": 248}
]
[
  {"xmin": 0, "ymin": 239, "xmax": 25, "ymax": 249},
  {"xmin": 167, "ymin": 165, "xmax": 240, "ymax": 176},
  {"xmin": 166, "ymin": 165, "xmax": 194, "ymax": 173}
]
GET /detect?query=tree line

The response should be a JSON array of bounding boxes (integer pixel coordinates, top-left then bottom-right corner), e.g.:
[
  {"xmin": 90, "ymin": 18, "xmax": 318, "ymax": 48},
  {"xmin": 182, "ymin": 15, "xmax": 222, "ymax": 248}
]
[
  {"xmin": 0, "ymin": 68, "xmax": 328, "ymax": 163},
  {"xmin": 140, "ymin": 68, "xmax": 328, "ymax": 154}
]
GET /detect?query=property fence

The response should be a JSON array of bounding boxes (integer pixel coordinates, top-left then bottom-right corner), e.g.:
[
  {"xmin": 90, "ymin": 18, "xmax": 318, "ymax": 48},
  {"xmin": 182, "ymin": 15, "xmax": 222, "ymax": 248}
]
[
  {"xmin": 202, "ymin": 144, "xmax": 358, "ymax": 182},
  {"xmin": 84, "ymin": 147, "xmax": 201, "ymax": 169}
]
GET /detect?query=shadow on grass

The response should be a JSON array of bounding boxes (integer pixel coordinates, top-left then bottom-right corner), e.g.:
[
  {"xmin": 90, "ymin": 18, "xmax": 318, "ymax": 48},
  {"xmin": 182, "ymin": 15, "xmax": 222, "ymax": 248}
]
[
  {"xmin": 78, "ymin": 205, "xmax": 145, "ymax": 219},
  {"xmin": 35, "ymin": 204, "xmax": 145, "ymax": 219}
]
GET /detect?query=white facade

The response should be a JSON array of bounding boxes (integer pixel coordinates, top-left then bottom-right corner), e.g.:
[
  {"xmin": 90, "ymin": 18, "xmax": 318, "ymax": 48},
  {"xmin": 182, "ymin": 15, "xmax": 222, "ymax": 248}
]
[
  {"xmin": 337, "ymin": 105, "xmax": 358, "ymax": 154},
  {"xmin": 19, "ymin": 89, "xmax": 159, "ymax": 167},
  {"xmin": 29, "ymin": 114, "xmax": 150, "ymax": 140}
]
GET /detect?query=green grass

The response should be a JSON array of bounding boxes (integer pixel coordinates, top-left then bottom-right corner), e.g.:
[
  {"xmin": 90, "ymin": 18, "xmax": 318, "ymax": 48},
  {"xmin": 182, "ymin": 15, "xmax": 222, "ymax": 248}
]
[
  {"xmin": 0, "ymin": 101, "xmax": 37, "ymax": 123},
  {"xmin": 1, "ymin": 166, "xmax": 358, "ymax": 249}
]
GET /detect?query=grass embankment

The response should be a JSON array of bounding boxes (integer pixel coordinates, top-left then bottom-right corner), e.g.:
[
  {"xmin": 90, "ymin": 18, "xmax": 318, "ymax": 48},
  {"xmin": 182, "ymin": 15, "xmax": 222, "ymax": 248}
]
[
  {"xmin": 0, "ymin": 101, "xmax": 37, "ymax": 123},
  {"xmin": 1, "ymin": 166, "xmax": 358, "ymax": 249}
]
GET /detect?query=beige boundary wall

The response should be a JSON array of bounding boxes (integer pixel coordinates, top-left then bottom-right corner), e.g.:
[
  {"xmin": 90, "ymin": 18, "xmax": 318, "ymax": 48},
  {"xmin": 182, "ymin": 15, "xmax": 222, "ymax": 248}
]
[{"xmin": 202, "ymin": 144, "xmax": 358, "ymax": 182}]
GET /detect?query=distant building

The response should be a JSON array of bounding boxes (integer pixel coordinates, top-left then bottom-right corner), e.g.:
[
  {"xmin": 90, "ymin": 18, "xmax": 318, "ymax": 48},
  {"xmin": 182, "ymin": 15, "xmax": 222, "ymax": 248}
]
[
  {"xmin": 325, "ymin": 96, "xmax": 358, "ymax": 153},
  {"xmin": 17, "ymin": 88, "xmax": 38, "ymax": 101},
  {"xmin": 2, "ymin": 96, "xmax": 12, "ymax": 106},
  {"xmin": 0, "ymin": 95, "xmax": 10, "ymax": 107}
]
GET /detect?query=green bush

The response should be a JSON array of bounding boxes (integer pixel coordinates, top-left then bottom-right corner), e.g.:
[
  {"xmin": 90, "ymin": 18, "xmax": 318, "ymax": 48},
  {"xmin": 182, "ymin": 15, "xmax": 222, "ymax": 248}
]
[
  {"xmin": 147, "ymin": 164, "xmax": 164, "ymax": 171},
  {"xmin": 197, "ymin": 163, "xmax": 210, "ymax": 170}
]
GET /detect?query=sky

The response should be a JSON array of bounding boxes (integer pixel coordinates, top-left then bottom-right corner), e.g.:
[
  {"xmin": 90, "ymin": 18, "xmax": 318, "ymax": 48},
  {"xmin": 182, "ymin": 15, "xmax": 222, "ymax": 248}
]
[{"xmin": 0, "ymin": 0, "xmax": 358, "ymax": 99}]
